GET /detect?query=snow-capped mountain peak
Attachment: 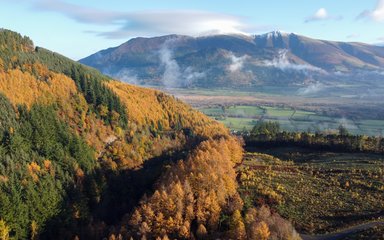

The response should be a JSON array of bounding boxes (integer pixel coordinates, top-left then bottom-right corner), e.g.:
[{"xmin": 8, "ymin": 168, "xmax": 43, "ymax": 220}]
[{"xmin": 263, "ymin": 30, "xmax": 291, "ymax": 39}]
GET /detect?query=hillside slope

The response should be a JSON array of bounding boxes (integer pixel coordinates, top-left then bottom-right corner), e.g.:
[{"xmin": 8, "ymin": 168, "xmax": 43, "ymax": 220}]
[
  {"xmin": 0, "ymin": 29, "xmax": 299, "ymax": 239},
  {"xmin": 79, "ymin": 31, "xmax": 384, "ymax": 88}
]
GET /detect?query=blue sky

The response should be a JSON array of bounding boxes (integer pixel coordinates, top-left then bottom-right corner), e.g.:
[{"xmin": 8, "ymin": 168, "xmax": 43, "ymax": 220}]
[{"xmin": 1, "ymin": 0, "xmax": 383, "ymax": 60}]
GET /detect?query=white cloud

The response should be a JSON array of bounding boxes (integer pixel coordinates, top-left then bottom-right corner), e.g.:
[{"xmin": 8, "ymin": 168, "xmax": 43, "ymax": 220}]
[
  {"xmin": 297, "ymin": 82, "xmax": 325, "ymax": 95},
  {"xmin": 227, "ymin": 53, "xmax": 248, "ymax": 72},
  {"xmin": 159, "ymin": 40, "xmax": 205, "ymax": 88},
  {"xmin": 315, "ymin": 8, "xmax": 328, "ymax": 19},
  {"xmin": 33, "ymin": 0, "xmax": 122, "ymax": 24},
  {"xmin": 305, "ymin": 8, "xmax": 342, "ymax": 23},
  {"xmin": 262, "ymin": 50, "xmax": 326, "ymax": 73},
  {"xmin": 159, "ymin": 44, "xmax": 182, "ymax": 88},
  {"xmin": 24, "ymin": 0, "xmax": 262, "ymax": 39},
  {"xmin": 346, "ymin": 33, "xmax": 361, "ymax": 39},
  {"xmin": 358, "ymin": 0, "xmax": 384, "ymax": 22},
  {"xmin": 372, "ymin": 0, "xmax": 384, "ymax": 21},
  {"xmin": 101, "ymin": 10, "xmax": 250, "ymax": 39},
  {"xmin": 305, "ymin": 8, "xmax": 328, "ymax": 22},
  {"xmin": 113, "ymin": 69, "xmax": 139, "ymax": 85}
]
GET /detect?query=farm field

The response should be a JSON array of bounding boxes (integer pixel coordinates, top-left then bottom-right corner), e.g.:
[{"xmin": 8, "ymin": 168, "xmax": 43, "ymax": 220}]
[
  {"xmin": 238, "ymin": 147, "xmax": 384, "ymax": 235},
  {"xmin": 155, "ymin": 87, "xmax": 384, "ymax": 136},
  {"xmin": 199, "ymin": 105, "xmax": 384, "ymax": 136}
]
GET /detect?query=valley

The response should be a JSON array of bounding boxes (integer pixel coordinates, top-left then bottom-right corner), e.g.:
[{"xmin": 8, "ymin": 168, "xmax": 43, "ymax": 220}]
[
  {"xmin": 80, "ymin": 30, "xmax": 384, "ymax": 138},
  {"xmin": 1, "ymin": 10, "xmax": 384, "ymax": 238},
  {"xmin": 0, "ymin": 29, "xmax": 305, "ymax": 240},
  {"xmin": 157, "ymin": 87, "xmax": 384, "ymax": 136}
]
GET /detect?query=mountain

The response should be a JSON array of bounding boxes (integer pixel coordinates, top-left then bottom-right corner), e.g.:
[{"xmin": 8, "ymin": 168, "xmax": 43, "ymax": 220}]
[
  {"xmin": 80, "ymin": 31, "xmax": 384, "ymax": 88},
  {"xmin": 0, "ymin": 29, "xmax": 299, "ymax": 240}
]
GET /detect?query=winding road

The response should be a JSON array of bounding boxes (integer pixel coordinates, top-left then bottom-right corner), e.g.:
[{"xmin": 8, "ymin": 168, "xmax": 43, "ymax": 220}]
[{"xmin": 300, "ymin": 221, "xmax": 384, "ymax": 240}]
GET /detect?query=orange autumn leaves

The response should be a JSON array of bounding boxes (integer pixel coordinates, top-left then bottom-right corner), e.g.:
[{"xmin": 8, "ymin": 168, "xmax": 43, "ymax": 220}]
[
  {"xmin": 26, "ymin": 160, "xmax": 55, "ymax": 183},
  {"xmin": 0, "ymin": 68, "xmax": 76, "ymax": 108},
  {"xmin": 106, "ymin": 81, "xmax": 229, "ymax": 139},
  {"xmin": 0, "ymin": 68, "xmax": 114, "ymax": 152},
  {"xmin": 0, "ymin": 60, "xmax": 231, "ymax": 172},
  {"xmin": 123, "ymin": 137, "xmax": 244, "ymax": 239}
]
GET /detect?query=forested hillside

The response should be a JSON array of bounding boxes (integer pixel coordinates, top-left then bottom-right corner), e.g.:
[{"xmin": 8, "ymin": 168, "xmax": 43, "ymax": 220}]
[{"xmin": 0, "ymin": 29, "xmax": 299, "ymax": 239}]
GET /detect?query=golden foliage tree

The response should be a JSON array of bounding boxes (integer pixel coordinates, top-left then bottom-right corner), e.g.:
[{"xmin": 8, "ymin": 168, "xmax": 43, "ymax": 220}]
[
  {"xmin": 230, "ymin": 210, "xmax": 246, "ymax": 240},
  {"xmin": 0, "ymin": 219, "xmax": 9, "ymax": 240},
  {"xmin": 252, "ymin": 221, "xmax": 270, "ymax": 240},
  {"xmin": 196, "ymin": 224, "xmax": 207, "ymax": 239},
  {"xmin": 127, "ymin": 137, "xmax": 243, "ymax": 238}
]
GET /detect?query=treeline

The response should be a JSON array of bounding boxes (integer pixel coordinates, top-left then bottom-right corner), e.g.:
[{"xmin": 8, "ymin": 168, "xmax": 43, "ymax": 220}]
[
  {"xmin": 0, "ymin": 28, "xmax": 34, "ymax": 58},
  {"xmin": 245, "ymin": 121, "xmax": 384, "ymax": 153},
  {"xmin": 0, "ymin": 29, "xmax": 127, "ymax": 129},
  {"xmin": 35, "ymin": 47, "xmax": 128, "ymax": 128}
]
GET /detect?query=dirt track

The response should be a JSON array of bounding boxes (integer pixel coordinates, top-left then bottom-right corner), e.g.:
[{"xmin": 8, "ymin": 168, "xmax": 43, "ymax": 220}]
[{"xmin": 300, "ymin": 221, "xmax": 384, "ymax": 240}]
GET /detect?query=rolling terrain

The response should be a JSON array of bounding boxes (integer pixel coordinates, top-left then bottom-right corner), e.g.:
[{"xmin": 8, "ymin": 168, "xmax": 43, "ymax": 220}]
[
  {"xmin": 80, "ymin": 32, "xmax": 384, "ymax": 137},
  {"xmin": 80, "ymin": 31, "xmax": 384, "ymax": 136},
  {"xmin": 1, "ymin": 28, "xmax": 382, "ymax": 239},
  {"xmin": 0, "ymin": 29, "xmax": 302, "ymax": 240}
]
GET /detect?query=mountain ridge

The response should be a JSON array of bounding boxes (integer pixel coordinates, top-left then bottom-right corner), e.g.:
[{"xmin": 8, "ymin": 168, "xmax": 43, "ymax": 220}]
[{"xmin": 79, "ymin": 31, "xmax": 384, "ymax": 88}]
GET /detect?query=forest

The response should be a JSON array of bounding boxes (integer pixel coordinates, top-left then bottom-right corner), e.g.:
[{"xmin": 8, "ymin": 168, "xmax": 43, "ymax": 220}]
[
  {"xmin": 0, "ymin": 29, "xmax": 302, "ymax": 239},
  {"xmin": 245, "ymin": 121, "xmax": 384, "ymax": 154}
]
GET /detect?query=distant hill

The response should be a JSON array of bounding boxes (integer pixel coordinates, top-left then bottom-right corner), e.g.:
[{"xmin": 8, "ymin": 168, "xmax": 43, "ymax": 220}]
[{"xmin": 80, "ymin": 31, "xmax": 384, "ymax": 88}]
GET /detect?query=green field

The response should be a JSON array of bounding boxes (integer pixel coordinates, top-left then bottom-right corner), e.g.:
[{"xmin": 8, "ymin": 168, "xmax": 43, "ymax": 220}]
[
  {"xmin": 238, "ymin": 148, "xmax": 384, "ymax": 234},
  {"xmin": 199, "ymin": 105, "xmax": 384, "ymax": 136},
  {"xmin": 156, "ymin": 87, "xmax": 384, "ymax": 136},
  {"xmin": 160, "ymin": 86, "xmax": 301, "ymax": 97}
]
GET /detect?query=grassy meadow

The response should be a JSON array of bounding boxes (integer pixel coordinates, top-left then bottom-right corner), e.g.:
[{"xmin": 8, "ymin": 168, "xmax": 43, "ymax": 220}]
[
  {"xmin": 199, "ymin": 105, "xmax": 384, "ymax": 136},
  {"xmin": 154, "ymin": 87, "xmax": 384, "ymax": 136}
]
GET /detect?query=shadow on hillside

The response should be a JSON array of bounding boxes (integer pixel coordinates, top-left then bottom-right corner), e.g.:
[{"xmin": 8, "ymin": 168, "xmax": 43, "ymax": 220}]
[
  {"xmin": 41, "ymin": 148, "xmax": 190, "ymax": 240},
  {"xmin": 94, "ymin": 149, "xmax": 189, "ymax": 225}
]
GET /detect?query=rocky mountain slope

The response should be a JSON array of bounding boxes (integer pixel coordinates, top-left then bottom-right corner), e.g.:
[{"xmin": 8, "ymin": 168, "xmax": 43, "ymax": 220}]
[{"xmin": 80, "ymin": 31, "xmax": 384, "ymax": 88}]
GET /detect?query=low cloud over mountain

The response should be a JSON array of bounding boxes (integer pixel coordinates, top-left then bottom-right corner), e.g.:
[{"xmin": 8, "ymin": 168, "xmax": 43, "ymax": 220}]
[{"xmin": 80, "ymin": 31, "xmax": 384, "ymax": 88}]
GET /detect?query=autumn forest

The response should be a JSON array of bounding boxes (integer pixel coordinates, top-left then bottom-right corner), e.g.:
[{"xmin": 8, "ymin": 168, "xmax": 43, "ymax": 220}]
[
  {"xmin": 1, "ymin": 27, "xmax": 383, "ymax": 240},
  {"xmin": 0, "ymin": 29, "xmax": 307, "ymax": 240}
]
